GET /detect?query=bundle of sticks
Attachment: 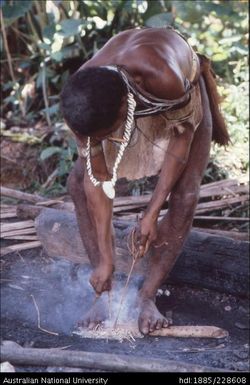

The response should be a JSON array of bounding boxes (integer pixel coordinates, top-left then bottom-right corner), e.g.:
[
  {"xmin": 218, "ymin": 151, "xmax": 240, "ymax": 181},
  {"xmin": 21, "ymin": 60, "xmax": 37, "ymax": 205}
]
[{"xmin": 0, "ymin": 179, "xmax": 249, "ymax": 257}]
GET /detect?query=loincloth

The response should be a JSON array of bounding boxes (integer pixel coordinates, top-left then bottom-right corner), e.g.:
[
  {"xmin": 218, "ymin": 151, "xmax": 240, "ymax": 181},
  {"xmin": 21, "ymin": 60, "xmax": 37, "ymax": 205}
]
[{"xmin": 103, "ymin": 83, "xmax": 203, "ymax": 180}]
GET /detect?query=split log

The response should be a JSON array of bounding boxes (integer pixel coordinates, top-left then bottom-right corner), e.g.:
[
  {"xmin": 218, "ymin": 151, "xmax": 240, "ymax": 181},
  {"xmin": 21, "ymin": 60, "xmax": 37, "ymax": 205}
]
[
  {"xmin": 34, "ymin": 208, "xmax": 249, "ymax": 297},
  {"xmin": 149, "ymin": 325, "xmax": 228, "ymax": 338},
  {"xmin": 0, "ymin": 340, "xmax": 227, "ymax": 372},
  {"xmin": 16, "ymin": 204, "xmax": 46, "ymax": 219}
]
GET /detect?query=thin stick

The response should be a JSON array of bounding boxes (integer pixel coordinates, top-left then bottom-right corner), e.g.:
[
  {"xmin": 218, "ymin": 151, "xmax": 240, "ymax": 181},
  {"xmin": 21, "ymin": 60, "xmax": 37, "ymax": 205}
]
[
  {"xmin": 113, "ymin": 258, "xmax": 137, "ymax": 328},
  {"xmin": 30, "ymin": 294, "xmax": 59, "ymax": 336},
  {"xmin": 108, "ymin": 291, "xmax": 112, "ymax": 320},
  {"xmin": 92, "ymin": 294, "xmax": 100, "ymax": 307},
  {"xmin": 113, "ymin": 224, "xmax": 141, "ymax": 328}
]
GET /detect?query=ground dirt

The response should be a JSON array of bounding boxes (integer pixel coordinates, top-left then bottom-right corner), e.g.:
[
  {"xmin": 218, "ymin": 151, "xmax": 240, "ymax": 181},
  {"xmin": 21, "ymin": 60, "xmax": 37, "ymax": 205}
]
[{"xmin": 1, "ymin": 247, "xmax": 249, "ymax": 373}]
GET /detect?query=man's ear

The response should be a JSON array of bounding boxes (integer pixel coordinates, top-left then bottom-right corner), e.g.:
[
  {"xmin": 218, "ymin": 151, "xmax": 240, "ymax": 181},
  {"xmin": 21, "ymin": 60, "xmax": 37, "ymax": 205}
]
[
  {"xmin": 72, "ymin": 130, "xmax": 86, "ymax": 145},
  {"xmin": 117, "ymin": 95, "xmax": 128, "ymax": 121}
]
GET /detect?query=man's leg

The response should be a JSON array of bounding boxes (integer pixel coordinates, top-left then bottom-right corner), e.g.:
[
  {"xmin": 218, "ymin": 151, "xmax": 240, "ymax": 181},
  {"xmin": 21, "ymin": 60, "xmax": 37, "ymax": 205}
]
[
  {"xmin": 138, "ymin": 77, "xmax": 213, "ymax": 334},
  {"xmin": 67, "ymin": 157, "xmax": 111, "ymax": 328},
  {"xmin": 67, "ymin": 157, "xmax": 100, "ymax": 268}
]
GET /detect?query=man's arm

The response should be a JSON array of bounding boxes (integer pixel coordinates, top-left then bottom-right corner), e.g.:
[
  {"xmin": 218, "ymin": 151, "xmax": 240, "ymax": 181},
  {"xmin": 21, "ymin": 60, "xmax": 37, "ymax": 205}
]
[
  {"xmin": 137, "ymin": 127, "xmax": 195, "ymax": 256},
  {"xmin": 83, "ymin": 149, "xmax": 114, "ymax": 294}
]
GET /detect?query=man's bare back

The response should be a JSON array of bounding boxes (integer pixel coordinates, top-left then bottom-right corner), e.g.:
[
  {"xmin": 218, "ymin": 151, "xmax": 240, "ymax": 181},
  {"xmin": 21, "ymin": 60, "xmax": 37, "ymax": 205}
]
[{"xmin": 81, "ymin": 28, "xmax": 199, "ymax": 99}]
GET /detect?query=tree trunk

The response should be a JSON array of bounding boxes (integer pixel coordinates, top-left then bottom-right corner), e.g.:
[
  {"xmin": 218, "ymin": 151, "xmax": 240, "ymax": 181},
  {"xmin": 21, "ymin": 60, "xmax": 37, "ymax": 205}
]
[{"xmin": 34, "ymin": 208, "xmax": 249, "ymax": 298}]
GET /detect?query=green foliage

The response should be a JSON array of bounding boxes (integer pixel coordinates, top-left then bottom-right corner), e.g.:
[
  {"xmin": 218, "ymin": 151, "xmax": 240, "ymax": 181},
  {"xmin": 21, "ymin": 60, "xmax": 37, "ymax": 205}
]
[
  {"xmin": 2, "ymin": 0, "xmax": 32, "ymax": 23},
  {"xmin": 38, "ymin": 124, "xmax": 78, "ymax": 195},
  {"xmin": 0, "ymin": 0, "xmax": 249, "ymax": 192},
  {"xmin": 40, "ymin": 146, "xmax": 62, "ymax": 161}
]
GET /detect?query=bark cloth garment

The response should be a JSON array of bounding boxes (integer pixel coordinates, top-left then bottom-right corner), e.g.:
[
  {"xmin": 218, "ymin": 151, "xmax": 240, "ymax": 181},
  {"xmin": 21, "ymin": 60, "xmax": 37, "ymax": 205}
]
[{"xmin": 102, "ymin": 58, "xmax": 203, "ymax": 181}]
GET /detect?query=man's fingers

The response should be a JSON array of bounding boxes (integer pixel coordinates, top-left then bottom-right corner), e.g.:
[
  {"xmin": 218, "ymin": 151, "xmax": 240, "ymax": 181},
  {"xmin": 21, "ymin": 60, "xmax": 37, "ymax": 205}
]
[
  {"xmin": 138, "ymin": 235, "xmax": 148, "ymax": 257},
  {"xmin": 90, "ymin": 278, "xmax": 111, "ymax": 295},
  {"xmin": 139, "ymin": 234, "xmax": 148, "ymax": 247},
  {"xmin": 144, "ymin": 240, "xmax": 150, "ymax": 255}
]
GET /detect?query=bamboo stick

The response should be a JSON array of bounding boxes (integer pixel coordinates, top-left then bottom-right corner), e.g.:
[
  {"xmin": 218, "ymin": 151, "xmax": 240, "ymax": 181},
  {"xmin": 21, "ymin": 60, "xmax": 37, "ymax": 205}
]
[
  {"xmin": 195, "ymin": 195, "xmax": 249, "ymax": 214},
  {"xmin": 1, "ymin": 220, "xmax": 35, "ymax": 232},
  {"xmin": 35, "ymin": 199, "xmax": 64, "ymax": 206},
  {"xmin": 113, "ymin": 193, "xmax": 248, "ymax": 214},
  {"xmin": 1, "ymin": 228, "xmax": 36, "ymax": 237},
  {"xmin": 200, "ymin": 179, "xmax": 238, "ymax": 190},
  {"xmin": 194, "ymin": 227, "xmax": 249, "ymax": 241},
  {"xmin": 0, "ymin": 207, "xmax": 17, "ymax": 212},
  {"xmin": 194, "ymin": 215, "xmax": 249, "ymax": 222},
  {"xmin": 1, "ymin": 180, "xmax": 247, "ymax": 210},
  {"xmin": 0, "ymin": 241, "xmax": 41, "ymax": 256},
  {"xmin": 3, "ymin": 235, "xmax": 38, "ymax": 241},
  {"xmin": 0, "ymin": 213, "xmax": 17, "ymax": 219}
]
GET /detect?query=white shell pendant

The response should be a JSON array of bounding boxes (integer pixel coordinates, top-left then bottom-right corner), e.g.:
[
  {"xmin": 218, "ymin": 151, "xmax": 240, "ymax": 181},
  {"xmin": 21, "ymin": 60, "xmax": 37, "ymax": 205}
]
[{"xmin": 102, "ymin": 181, "xmax": 115, "ymax": 200}]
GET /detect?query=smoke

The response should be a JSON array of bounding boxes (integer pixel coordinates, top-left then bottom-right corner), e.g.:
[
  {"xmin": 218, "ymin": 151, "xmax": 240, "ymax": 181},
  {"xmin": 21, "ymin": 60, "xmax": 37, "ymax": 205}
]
[{"xmin": 1, "ymin": 255, "xmax": 143, "ymax": 335}]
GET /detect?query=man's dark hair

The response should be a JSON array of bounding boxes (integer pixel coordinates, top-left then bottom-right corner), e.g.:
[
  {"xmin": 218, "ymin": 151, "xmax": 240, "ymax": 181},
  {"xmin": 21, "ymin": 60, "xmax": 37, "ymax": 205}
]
[{"xmin": 60, "ymin": 67, "xmax": 127, "ymax": 136}]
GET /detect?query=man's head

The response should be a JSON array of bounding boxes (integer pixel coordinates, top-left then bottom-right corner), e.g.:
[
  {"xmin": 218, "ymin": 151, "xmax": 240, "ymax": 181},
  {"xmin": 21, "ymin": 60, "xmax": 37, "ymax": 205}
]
[{"xmin": 60, "ymin": 67, "xmax": 127, "ymax": 138}]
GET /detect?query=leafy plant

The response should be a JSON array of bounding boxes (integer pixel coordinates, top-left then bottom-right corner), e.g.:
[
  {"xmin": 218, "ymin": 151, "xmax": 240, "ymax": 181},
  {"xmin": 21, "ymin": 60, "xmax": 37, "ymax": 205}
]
[{"xmin": 0, "ymin": 0, "xmax": 249, "ymax": 192}]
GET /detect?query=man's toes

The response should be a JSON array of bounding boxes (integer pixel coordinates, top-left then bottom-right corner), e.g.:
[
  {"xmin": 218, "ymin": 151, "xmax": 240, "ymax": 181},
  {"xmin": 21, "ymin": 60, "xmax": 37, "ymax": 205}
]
[
  {"xmin": 88, "ymin": 322, "xmax": 96, "ymax": 330},
  {"xmin": 163, "ymin": 318, "xmax": 169, "ymax": 328},
  {"xmin": 155, "ymin": 319, "xmax": 162, "ymax": 330},
  {"xmin": 78, "ymin": 318, "xmax": 89, "ymax": 328},
  {"xmin": 149, "ymin": 319, "xmax": 156, "ymax": 332},
  {"xmin": 139, "ymin": 318, "xmax": 150, "ymax": 335}
]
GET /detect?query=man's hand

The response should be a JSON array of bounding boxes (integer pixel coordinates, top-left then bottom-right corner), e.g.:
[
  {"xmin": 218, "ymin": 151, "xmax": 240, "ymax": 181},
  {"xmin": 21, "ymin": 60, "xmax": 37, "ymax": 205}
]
[
  {"xmin": 134, "ymin": 214, "xmax": 158, "ymax": 258},
  {"xmin": 90, "ymin": 263, "xmax": 114, "ymax": 295}
]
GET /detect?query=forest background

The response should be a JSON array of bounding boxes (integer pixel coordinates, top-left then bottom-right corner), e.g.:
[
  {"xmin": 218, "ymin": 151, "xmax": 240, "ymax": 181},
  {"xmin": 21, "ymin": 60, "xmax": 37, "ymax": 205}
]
[{"xmin": 0, "ymin": 0, "xmax": 248, "ymax": 196}]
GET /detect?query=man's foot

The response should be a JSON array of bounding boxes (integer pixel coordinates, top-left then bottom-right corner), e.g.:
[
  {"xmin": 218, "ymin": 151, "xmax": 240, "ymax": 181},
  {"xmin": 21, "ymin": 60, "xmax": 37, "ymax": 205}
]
[
  {"xmin": 78, "ymin": 296, "xmax": 108, "ymax": 330},
  {"xmin": 138, "ymin": 298, "xmax": 170, "ymax": 335}
]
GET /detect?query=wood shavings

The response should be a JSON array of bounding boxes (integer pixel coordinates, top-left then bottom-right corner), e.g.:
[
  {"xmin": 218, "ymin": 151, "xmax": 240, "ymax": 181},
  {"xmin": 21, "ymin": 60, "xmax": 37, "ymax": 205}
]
[{"xmin": 74, "ymin": 323, "xmax": 143, "ymax": 343}]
